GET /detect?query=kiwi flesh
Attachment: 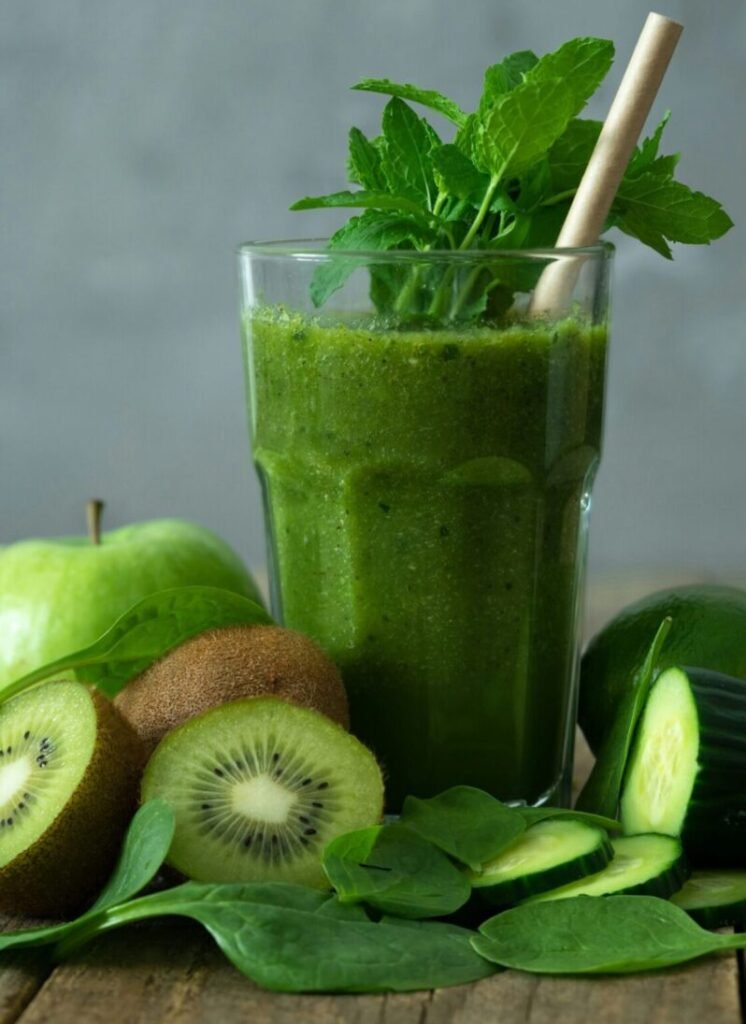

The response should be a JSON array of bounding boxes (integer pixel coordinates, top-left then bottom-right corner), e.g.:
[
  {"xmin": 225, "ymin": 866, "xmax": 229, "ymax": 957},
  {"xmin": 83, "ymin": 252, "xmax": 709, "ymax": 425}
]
[
  {"xmin": 0, "ymin": 681, "xmax": 144, "ymax": 918},
  {"xmin": 115, "ymin": 625, "xmax": 349, "ymax": 754},
  {"xmin": 141, "ymin": 696, "xmax": 384, "ymax": 887}
]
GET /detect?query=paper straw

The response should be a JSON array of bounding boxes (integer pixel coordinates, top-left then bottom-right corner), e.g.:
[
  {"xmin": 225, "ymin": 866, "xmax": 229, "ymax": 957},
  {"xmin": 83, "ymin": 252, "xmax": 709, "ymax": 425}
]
[{"xmin": 530, "ymin": 12, "xmax": 684, "ymax": 317}]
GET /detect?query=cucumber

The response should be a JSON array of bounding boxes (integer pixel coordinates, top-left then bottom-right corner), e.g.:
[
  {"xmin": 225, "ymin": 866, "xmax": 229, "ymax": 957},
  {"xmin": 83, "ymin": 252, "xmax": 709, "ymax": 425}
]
[
  {"xmin": 467, "ymin": 819, "xmax": 613, "ymax": 907},
  {"xmin": 620, "ymin": 665, "xmax": 746, "ymax": 866},
  {"xmin": 671, "ymin": 871, "xmax": 746, "ymax": 929},
  {"xmin": 528, "ymin": 833, "xmax": 688, "ymax": 902}
]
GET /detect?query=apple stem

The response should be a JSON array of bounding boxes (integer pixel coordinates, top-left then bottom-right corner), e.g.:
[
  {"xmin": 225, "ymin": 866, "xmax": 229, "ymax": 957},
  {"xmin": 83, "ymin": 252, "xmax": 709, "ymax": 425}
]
[{"xmin": 86, "ymin": 499, "xmax": 105, "ymax": 545}]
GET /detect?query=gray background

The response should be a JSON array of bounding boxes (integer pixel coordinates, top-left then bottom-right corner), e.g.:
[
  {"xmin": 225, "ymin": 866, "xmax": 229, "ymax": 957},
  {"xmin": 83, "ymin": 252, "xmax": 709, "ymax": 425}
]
[{"xmin": 2, "ymin": 0, "xmax": 743, "ymax": 586}]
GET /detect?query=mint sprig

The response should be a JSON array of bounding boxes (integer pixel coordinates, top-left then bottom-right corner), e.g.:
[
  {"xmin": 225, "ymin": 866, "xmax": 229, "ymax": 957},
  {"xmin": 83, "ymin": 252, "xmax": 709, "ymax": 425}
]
[{"xmin": 291, "ymin": 36, "xmax": 733, "ymax": 318}]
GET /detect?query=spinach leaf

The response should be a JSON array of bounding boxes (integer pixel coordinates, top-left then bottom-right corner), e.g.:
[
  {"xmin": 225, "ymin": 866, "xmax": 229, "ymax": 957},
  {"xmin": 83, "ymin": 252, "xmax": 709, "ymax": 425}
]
[
  {"xmin": 322, "ymin": 823, "xmax": 471, "ymax": 918},
  {"xmin": 519, "ymin": 807, "xmax": 622, "ymax": 832},
  {"xmin": 353, "ymin": 78, "xmax": 466, "ymax": 127},
  {"xmin": 0, "ymin": 586, "xmax": 271, "ymax": 701},
  {"xmin": 0, "ymin": 800, "xmax": 175, "ymax": 953},
  {"xmin": 473, "ymin": 894, "xmax": 741, "ymax": 973},
  {"xmin": 400, "ymin": 786, "xmax": 526, "ymax": 871},
  {"xmin": 88, "ymin": 800, "xmax": 175, "ymax": 913},
  {"xmin": 576, "ymin": 617, "xmax": 672, "ymax": 817},
  {"xmin": 59, "ymin": 881, "xmax": 495, "ymax": 992}
]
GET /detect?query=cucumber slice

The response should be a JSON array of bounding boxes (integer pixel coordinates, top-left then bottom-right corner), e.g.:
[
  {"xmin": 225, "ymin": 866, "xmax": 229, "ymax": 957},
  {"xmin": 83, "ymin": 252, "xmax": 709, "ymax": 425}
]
[
  {"xmin": 467, "ymin": 819, "xmax": 612, "ymax": 907},
  {"xmin": 528, "ymin": 833, "xmax": 688, "ymax": 902},
  {"xmin": 621, "ymin": 666, "xmax": 746, "ymax": 866},
  {"xmin": 671, "ymin": 871, "xmax": 746, "ymax": 929}
]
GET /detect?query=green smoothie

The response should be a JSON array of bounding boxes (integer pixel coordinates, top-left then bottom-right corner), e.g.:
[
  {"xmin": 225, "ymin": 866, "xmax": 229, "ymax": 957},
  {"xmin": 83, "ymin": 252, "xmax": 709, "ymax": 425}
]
[{"xmin": 245, "ymin": 308, "xmax": 607, "ymax": 810}]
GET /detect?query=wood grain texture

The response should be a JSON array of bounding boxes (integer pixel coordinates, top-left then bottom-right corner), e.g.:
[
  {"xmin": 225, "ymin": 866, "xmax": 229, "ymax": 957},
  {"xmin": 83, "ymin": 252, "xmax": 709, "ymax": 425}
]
[
  {"xmin": 0, "ymin": 920, "xmax": 51, "ymax": 1024},
  {"xmin": 7, "ymin": 921, "xmax": 742, "ymax": 1024}
]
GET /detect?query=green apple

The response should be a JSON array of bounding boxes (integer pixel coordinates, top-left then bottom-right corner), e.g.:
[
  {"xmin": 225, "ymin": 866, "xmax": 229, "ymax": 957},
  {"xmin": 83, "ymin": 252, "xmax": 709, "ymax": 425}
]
[{"xmin": 0, "ymin": 513, "xmax": 263, "ymax": 689}]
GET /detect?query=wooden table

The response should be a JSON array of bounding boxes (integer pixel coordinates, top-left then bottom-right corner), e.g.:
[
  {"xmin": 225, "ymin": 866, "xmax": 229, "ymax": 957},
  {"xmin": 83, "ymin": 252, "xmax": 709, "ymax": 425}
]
[{"xmin": 2, "ymin": 573, "xmax": 744, "ymax": 1024}]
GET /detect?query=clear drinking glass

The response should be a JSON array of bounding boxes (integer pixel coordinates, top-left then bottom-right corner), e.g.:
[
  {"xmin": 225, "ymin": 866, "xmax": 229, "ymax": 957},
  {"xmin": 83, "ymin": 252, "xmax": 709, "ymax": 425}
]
[{"xmin": 239, "ymin": 241, "xmax": 612, "ymax": 811}]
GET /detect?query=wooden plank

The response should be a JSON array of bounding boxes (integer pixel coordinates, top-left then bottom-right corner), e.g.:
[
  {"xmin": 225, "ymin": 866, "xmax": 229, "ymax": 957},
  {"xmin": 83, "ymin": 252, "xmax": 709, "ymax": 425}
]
[
  {"xmin": 0, "ymin": 920, "xmax": 51, "ymax": 1024},
  {"xmin": 11, "ymin": 921, "xmax": 742, "ymax": 1024}
]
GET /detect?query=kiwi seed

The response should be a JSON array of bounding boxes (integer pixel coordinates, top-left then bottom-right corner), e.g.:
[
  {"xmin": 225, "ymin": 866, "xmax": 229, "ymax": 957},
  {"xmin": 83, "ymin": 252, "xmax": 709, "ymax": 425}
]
[
  {"xmin": 141, "ymin": 696, "xmax": 384, "ymax": 887},
  {"xmin": 115, "ymin": 625, "xmax": 349, "ymax": 754},
  {"xmin": 0, "ymin": 681, "xmax": 144, "ymax": 918}
]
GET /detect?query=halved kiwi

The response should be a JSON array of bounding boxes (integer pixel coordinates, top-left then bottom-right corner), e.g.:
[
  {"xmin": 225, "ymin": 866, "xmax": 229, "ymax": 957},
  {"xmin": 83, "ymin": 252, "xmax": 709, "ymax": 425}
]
[
  {"xmin": 141, "ymin": 696, "xmax": 384, "ymax": 887},
  {"xmin": 0, "ymin": 681, "xmax": 144, "ymax": 917},
  {"xmin": 115, "ymin": 625, "xmax": 349, "ymax": 754}
]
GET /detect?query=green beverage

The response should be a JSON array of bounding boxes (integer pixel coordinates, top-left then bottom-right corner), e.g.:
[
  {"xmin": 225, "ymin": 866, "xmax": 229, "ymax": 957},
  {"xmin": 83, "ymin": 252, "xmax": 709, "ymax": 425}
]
[
  {"xmin": 245, "ymin": 308, "xmax": 607, "ymax": 809},
  {"xmin": 239, "ymin": 34, "xmax": 730, "ymax": 811}
]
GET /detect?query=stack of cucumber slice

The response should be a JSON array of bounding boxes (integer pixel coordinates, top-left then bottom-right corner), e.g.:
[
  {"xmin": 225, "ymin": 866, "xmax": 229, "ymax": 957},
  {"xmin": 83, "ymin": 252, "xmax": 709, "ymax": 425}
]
[{"xmin": 469, "ymin": 663, "xmax": 746, "ymax": 927}]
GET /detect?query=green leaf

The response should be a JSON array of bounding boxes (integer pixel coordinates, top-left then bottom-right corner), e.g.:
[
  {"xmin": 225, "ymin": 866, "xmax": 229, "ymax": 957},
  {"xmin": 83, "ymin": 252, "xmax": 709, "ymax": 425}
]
[
  {"xmin": 576, "ymin": 618, "xmax": 673, "ymax": 817},
  {"xmin": 613, "ymin": 174, "xmax": 734, "ymax": 246},
  {"xmin": 478, "ymin": 51, "xmax": 538, "ymax": 112},
  {"xmin": 0, "ymin": 586, "xmax": 272, "ymax": 702},
  {"xmin": 60, "ymin": 881, "xmax": 495, "ymax": 992},
  {"xmin": 527, "ymin": 37, "xmax": 614, "ymax": 117},
  {"xmin": 353, "ymin": 78, "xmax": 466, "ymax": 127},
  {"xmin": 519, "ymin": 807, "xmax": 623, "ymax": 832},
  {"xmin": 0, "ymin": 801, "xmax": 175, "ymax": 953},
  {"xmin": 380, "ymin": 98, "xmax": 439, "ymax": 206},
  {"xmin": 431, "ymin": 144, "xmax": 490, "ymax": 201},
  {"xmin": 290, "ymin": 189, "xmax": 433, "ymax": 224},
  {"xmin": 476, "ymin": 77, "xmax": 576, "ymax": 177},
  {"xmin": 627, "ymin": 111, "xmax": 672, "ymax": 177},
  {"xmin": 322, "ymin": 824, "xmax": 471, "ymax": 919},
  {"xmin": 309, "ymin": 210, "xmax": 434, "ymax": 308},
  {"xmin": 473, "ymin": 895, "xmax": 742, "ymax": 974},
  {"xmin": 88, "ymin": 800, "xmax": 175, "ymax": 913},
  {"xmin": 400, "ymin": 786, "xmax": 526, "ymax": 871},
  {"xmin": 548, "ymin": 118, "xmax": 602, "ymax": 193},
  {"xmin": 346, "ymin": 127, "xmax": 387, "ymax": 190}
]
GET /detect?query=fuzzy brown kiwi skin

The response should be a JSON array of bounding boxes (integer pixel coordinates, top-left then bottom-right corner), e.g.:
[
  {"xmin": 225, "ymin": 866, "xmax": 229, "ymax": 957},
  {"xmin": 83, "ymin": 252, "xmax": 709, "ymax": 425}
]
[
  {"xmin": 114, "ymin": 625, "xmax": 350, "ymax": 754},
  {"xmin": 0, "ymin": 687, "xmax": 145, "ymax": 919}
]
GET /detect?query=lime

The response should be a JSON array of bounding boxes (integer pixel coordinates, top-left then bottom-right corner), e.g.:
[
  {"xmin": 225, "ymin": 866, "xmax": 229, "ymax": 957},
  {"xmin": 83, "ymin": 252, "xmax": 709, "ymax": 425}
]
[{"xmin": 579, "ymin": 584, "xmax": 746, "ymax": 754}]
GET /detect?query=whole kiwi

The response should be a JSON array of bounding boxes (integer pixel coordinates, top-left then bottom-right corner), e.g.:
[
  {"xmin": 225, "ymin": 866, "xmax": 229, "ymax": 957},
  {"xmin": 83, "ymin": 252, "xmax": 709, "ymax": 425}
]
[{"xmin": 114, "ymin": 624, "xmax": 349, "ymax": 754}]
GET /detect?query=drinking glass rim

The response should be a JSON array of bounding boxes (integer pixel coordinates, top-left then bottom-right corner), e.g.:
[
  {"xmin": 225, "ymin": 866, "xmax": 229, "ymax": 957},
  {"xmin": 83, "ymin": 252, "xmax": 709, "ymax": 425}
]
[{"xmin": 238, "ymin": 238, "xmax": 614, "ymax": 262}]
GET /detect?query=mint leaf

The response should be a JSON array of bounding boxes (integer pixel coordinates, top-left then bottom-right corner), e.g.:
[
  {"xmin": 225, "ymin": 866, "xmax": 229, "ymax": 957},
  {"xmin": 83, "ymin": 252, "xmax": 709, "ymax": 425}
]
[
  {"xmin": 309, "ymin": 210, "xmax": 433, "ymax": 307},
  {"xmin": 614, "ymin": 174, "xmax": 734, "ymax": 246},
  {"xmin": 431, "ymin": 144, "xmax": 489, "ymax": 201},
  {"xmin": 291, "ymin": 189, "xmax": 435, "ymax": 225},
  {"xmin": 380, "ymin": 98, "xmax": 440, "ymax": 207},
  {"xmin": 548, "ymin": 118, "xmax": 602, "ymax": 192},
  {"xmin": 476, "ymin": 77, "xmax": 576, "ymax": 176},
  {"xmin": 527, "ymin": 37, "xmax": 614, "ymax": 116},
  {"xmin": 478, "ymin": 51, "xmax": 538, "ymax": 112},
  {"xmin": 628, "ymin": 111, "xmax": 670, "ymax": 176},
  {"xmin": 353, "ymin": 78, "xmax": 466, "ymax": 127},
  {"xmin": 347, "ymin": 127, "xmax": 387, "ymax": 190}
]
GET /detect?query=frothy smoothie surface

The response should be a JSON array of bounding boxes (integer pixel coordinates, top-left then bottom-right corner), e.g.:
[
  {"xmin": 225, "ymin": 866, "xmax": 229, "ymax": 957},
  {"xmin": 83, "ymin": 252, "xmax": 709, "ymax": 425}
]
[{"xmin": 245, "ymin": 308, "xmax": 608, "ymax": 809}]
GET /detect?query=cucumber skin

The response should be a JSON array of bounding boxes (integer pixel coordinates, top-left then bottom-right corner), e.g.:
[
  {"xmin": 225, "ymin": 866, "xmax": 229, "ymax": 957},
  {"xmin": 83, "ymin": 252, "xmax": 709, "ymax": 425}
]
[
  {"xmin": 472, "ymin": 837, "xmax": 614, "ymax": 909},
  {"xmin": 681, "ymin": 901, "xmax": 746, "ymax": 930},
  {"xmin": 683, "ymin": 669, "xmax": 746, "ymax": 867},
  {"xmin": 616, "ymin": 846, "xmax": 690, "ymax": 899}
]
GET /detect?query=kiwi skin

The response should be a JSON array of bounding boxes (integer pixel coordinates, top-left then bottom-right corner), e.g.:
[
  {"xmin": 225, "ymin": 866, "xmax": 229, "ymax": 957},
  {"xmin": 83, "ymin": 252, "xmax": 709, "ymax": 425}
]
[
  {"xmin": 0, "ymin": 687, "xmax": 145, "ymax": 919},
  {"xmin": 114, "ymin": 625, "xmax": 349, "ymax": 754}
]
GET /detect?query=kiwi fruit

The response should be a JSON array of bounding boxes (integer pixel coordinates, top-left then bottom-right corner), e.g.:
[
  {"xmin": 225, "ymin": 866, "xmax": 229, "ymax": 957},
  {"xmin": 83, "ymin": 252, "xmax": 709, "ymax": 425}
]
[
  {"xmin": 141, "ymin": 696, "xmax": 384, "ymax": 887},
  {"xmin": 115, "ymin": 625, "xmax": 349, "ymax": 754},
  {"xmin": 0, "ymin": 680, "xmax": 144, "ymax": 917}
]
